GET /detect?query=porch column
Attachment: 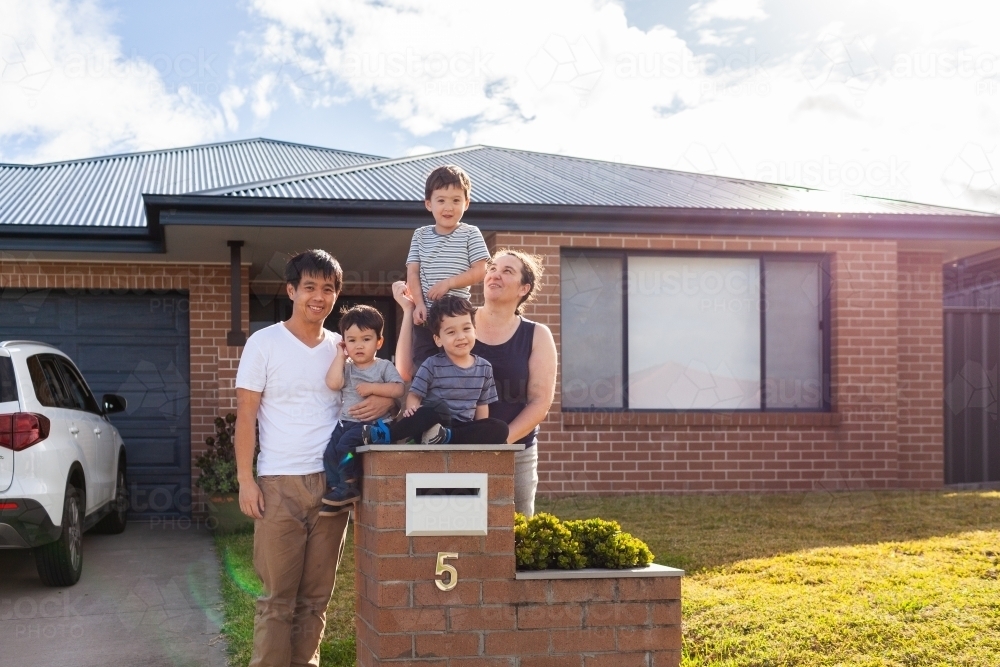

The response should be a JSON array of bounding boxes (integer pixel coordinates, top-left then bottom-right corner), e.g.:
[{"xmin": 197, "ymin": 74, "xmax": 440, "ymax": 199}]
[{"xmin": 226, "ymin": 240, "xmax": 247, "ymax": 346}]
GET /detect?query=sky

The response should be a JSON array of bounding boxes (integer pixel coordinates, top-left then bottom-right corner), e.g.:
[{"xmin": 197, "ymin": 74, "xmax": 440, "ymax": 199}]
[{"xmin": 1, "ymin": 0, "xmax": 999, "ymax": 213}]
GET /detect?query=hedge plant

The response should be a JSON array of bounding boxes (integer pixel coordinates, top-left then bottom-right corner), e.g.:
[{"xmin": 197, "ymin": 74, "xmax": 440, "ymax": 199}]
[{"xmin": 514, "ymin": 512, "xmax": 654, "ymax": 570}]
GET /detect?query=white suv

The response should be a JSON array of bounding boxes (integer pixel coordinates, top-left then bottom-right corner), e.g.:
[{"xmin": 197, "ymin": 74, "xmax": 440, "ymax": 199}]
[{"xmin": 0, "ymin": 341, "xmax": 129, "ymax": 586}]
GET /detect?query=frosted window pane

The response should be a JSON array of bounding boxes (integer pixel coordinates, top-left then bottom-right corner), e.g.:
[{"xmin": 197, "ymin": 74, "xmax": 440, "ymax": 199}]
[
  {"xmin": 627, "ymin": 256, "xmax": 761, "ymax": 409},
  {"xmin": 764, "ymin": 261, "xmax": 823, "ymax": 409},
  {"xmin": 561, "ymin": 254, "xmax": 623, "ymax": 408}
]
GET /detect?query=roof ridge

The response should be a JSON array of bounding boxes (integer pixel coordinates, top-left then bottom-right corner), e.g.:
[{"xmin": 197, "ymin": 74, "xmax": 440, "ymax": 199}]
[
  {"xmin": 1, "ymin": 137, "xmax": 384, "ymax": 169},
  {"xmin": 198, "ymin": 144, "xmax": 486, "ymax": 196}
]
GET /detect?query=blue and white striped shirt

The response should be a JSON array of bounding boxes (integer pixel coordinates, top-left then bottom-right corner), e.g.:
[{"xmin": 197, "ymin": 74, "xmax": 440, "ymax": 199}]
[
  {"xmin": 409, "ymin": 353, "xmax": 498, "ymax": 422},
  {"xmin": 406, "ymin": 223, "xmax": 490, "ymax": 304}
]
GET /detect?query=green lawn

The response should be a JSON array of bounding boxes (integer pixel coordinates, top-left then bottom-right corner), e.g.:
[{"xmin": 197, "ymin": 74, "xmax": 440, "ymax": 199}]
[{"xmin": 215, "ymin": 490, "xmax": 1000, "ymax": 666}]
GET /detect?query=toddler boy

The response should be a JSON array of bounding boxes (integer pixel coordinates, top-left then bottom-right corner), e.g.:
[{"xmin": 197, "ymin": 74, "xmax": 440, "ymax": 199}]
[
  {"xmin": 322, "ymin": 305, "xmax": 404, "ymax": 513},
  {"xmin": 407, "ymin": 164, "xmax": 490, "ymax": 369},
  {"xmin": 363, "ymin": 295, "xmax": 508, "ymax": 445}
]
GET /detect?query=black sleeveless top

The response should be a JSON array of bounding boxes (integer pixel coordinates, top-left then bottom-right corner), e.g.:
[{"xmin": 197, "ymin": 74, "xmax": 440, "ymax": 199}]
[{"xmin": 472, "ymin": 317, "xmax": 538, "ymax": 447}]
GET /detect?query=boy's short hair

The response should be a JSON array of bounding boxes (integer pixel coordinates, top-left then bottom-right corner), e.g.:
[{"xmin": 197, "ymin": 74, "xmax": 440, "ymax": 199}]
[
  {"xmin": 427, "ymin": 295, "xmax": 477, "ymax": 336},
  {"xmin": 424, "ymin": 165, "xmax": 472, "ymax": 201},
  {"xmin": 339, "ymin": 304, "xmax": 384, "ymax": 337},
  {"xmin": 285, "ymin": 249, "xmax": 343, "ymax": 292}
]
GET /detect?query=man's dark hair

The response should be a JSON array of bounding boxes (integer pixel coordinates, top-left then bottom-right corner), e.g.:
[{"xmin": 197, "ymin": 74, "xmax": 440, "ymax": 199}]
[
  {"xmin": 285, "ymin": 249, "xmax": 343, "ymax": 291},
  {"xmin": 427, "ymin": 295, "xmax": 477, "ymax": 336},
  {"xmin": 339, "ymin": 304, "xmax": 384, "ymax": 337},
  {"xmin": 424, "ymin": 164, "xmax": 472, "ymax": 201}
]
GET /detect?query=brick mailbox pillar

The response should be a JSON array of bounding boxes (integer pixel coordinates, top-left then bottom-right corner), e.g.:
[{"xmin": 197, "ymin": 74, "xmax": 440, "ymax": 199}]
[{"xmin": 355, "ymin": 444, "xmax": 684, "ymax": 666}]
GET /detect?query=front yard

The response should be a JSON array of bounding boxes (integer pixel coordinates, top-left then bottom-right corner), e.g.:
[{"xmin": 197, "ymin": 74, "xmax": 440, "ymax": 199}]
[{"xmin": 216, "ymin": 490, "xmax": 1000, "ymax": 666}]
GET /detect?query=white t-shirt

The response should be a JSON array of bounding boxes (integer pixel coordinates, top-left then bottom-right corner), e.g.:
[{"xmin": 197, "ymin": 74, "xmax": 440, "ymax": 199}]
[{"xmin": 235, "ymin": 322, "xmax": 342, "ymax": 476}]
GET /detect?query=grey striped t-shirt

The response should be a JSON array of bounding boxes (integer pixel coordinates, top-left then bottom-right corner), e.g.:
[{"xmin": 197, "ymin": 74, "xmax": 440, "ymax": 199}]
[
  {"xmin": 406, "ymin": 223, "xmax": 490, "ymax": 304},
  {"xmin": 409, "ymin": 353, "xmax": 498, "ymax": 422}
]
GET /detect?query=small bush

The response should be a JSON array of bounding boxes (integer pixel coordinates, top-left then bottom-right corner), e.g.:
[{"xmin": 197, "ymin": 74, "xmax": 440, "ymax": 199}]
[
  {"xmin": 196, "ymin": 413, "xmax": 259, "ymax": 494},
  {"xmin": 565, "ymin": 517, "xmax": 654, "ymax": 568},
  {"xmin": 515, "ymin": 512, "xmax": 653, "ymax": 570},
  {"xmin": 514, "ymin": 512, "xmax": 587, "ymax": 570}
]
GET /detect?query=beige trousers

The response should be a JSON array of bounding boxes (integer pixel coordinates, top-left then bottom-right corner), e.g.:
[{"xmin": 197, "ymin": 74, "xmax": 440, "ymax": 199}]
[{"xmin": 249, "ymin": 472, "xmax": 350, "ymax": 667}]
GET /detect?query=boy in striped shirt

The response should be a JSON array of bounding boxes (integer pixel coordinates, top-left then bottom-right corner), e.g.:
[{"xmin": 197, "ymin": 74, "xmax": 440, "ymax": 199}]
[
  {"xmin": 407, "ymin": 164, "xmax": 490, "ymax": 369},
  {"xmin": 362, "ymin": 295, "xmax": 509, "ymax": 445}
]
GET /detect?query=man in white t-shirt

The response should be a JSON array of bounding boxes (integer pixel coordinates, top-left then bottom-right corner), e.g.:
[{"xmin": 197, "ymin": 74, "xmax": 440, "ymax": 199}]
[{"xmin": 234, "ymin": 249, "xmax": 396, "ymax": 667}]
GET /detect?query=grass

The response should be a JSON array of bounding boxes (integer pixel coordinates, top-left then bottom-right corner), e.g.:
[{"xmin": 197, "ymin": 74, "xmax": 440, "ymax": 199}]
[
  {"xmin": 215, "ymin": 528, "xmax": 356, "ymax": 667},
  {"xmin": 215, "ymin": 490, "xmax": 1000, "ymax": 666}
]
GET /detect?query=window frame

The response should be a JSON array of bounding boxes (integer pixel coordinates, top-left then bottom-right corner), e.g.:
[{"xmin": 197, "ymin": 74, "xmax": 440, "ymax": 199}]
[
  {"xmin": 54, "ymin": 358, "xmax": 103, "ymax": 415},
  {"xmin": 560, "ymin": 248, "xmax": 832, "ymax": 413}
]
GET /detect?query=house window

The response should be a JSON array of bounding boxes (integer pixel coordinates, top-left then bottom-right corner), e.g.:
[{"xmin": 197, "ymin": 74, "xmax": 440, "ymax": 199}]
[{"xmin": 560, "ymin": 251, "xmax": 830, "ymax": 411}]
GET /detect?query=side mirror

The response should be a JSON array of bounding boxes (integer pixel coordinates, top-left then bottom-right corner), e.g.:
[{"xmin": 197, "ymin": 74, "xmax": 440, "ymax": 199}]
[{"xmin": 102, "ymin": 394, "xmax": 127, "ymax": 415}]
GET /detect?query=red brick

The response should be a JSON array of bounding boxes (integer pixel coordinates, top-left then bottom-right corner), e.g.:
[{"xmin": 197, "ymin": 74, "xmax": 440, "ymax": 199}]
[
  {"xmin": 617, "ymin": 626, "xmax": 682, "ymax": 651},
  {"xmin": 520, "ymin": 657, "xmax": 583, "ymax": 667},
  {"xmin": 447, "ymin": 451, "xmax": 516, "ymax": 474},
  {"xmin": 410, "ymin": 535, "xmax": 485, "ymax": 555},
  {"xmin": 449, "ymin": 605, "xmax": 517, "ymax": 631},
  {"xmin": 550, "ymin": 579, "xmax": 615, "ymax": 603},
  {"xmin": 517, "ymin": 603, "xmax": 583, "ymax": 629},
  {"xmin": 367, "ymin": 451, "xmax": 447, "ymax": 476},
  {"xmin": 586, "ymin": 602, "xmax": 648, "ymax": 627},
  {"xmin": 650, "ymin": 650, "xmax": 682, "ymax": 667},
  {"xmin": 484, "ymin": 629, "xmax": 549, "ymax": 655},
  {"xmin": 373, "ymin": 607, "xmax": 446, "ymax": 633},
  {"xmin": 483, "ymin": 580, "xmax": 547, "ymax": 604},
  {"xmin": 550, "ymin": 627, "xmax": 616, "ymax": 652},
  {"xmin": 413, "ymin": 580, "xmax": 481, "ymax": 606},
  {"xmin": 584, "ymin": 653, "xmax": 649, "ymax": 667},
  {"xmin": 651, "ymin": 600, "xmax": 681, "ymax": 626},
  {"xmin": 414, "ymin": 632, "xmax": 480, "ymax": 658},
  {"xmin": 618, "ymin": 577, "xmax": 681, "ymax": 602}
]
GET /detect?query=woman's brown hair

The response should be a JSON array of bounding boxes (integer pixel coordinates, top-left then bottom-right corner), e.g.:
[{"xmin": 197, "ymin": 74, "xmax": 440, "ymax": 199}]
[{"xmin": 489, "ymin": 248, "xmax": 544, "ymax": 315}]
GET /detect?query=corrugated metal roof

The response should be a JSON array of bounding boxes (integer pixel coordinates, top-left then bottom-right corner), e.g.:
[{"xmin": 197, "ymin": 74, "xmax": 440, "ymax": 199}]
[
  {"xmin": 0, "ymin": 139, "xmax": 383, "ymax": 228},
  {"xmin": 217, "ymin": 145, "xmax": 987, "ymax": 217}
]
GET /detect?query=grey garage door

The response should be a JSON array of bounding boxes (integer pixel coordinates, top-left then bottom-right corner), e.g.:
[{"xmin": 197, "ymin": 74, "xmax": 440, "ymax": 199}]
[{"xmin": 0, "ymin": 289, "xmax": 190, "ymax": 517}]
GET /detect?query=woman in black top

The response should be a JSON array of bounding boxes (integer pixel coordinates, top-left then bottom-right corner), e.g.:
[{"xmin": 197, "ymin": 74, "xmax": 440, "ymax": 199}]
[{"xmin": 392, "ymin": 249, "xmax": 556, "ymax": 516}]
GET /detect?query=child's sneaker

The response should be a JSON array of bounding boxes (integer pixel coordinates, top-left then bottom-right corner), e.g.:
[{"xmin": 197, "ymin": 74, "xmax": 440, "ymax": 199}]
[
  {"xmin": 420, "ymin": 423, "xmax": 452, "ymax": 444},
  {"xmin": 361, "ymin": 419, "xmax": 391, "ymax": 445},
  {"xmin": 323, "ymin": 483, "xmax": 360, "ymax": 507},
  {"xmin": 319, "ymin": 504, "xmax": 351, "ymax": 518}
]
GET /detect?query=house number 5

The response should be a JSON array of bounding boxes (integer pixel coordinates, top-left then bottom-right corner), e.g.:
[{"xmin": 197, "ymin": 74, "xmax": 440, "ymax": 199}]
[{"xmin": 435, "ymin": 552, "xmax": 458, "ymax": 591}]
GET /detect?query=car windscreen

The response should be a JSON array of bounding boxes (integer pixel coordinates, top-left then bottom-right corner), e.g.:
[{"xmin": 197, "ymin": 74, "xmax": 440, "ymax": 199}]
[{"xmin": 0, "ymin": 356, "xmax": 17, "ymax": 404}]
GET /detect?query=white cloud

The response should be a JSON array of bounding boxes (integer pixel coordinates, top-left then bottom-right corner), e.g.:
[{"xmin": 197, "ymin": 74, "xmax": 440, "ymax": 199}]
[
  {"xmin": 251, "ymin": 72, "xmax": 277, "ymax": 119},
  {"xmin": 689, "ymin": 0, "xmax": 766, "ymax": 26},
  {"xmin": 219, "ymin": 85, "xmax": 246, "ymax": 131},
  {"xmin": 242, "ymin": 0, "xmax": 1000, "ymax": 213},
  {"xmin": 0, "ymin": 0, "xmax": 223, "ymax": 162}
]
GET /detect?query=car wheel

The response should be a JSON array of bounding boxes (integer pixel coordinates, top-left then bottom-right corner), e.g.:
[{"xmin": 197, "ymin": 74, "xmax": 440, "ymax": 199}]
[
  {"xmin": 34, "ymin": 483, "xmax": 84, "ymax": 586},
  {"xmin": 93, "ymin": 465, "xmax": 128, "ymax": 534}
]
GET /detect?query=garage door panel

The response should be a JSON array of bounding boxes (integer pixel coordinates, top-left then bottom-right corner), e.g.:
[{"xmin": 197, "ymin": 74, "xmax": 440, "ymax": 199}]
[
  {"xmin": 73, "ymin": 295, "xmax": 189, "ymax": 332},
  {"xmin": 0, "ymin": 290, "xmax": 191, "ymax": 517},
  {"xmin": 0, "ymin": 290, "xmax": 62, "ymax": 329},
  {"xmin": 124, "ymin": 437, "xmax": 182, "ymax": 467}
]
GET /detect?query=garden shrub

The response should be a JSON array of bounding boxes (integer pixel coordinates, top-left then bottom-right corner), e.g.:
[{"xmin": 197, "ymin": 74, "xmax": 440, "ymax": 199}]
[
  {"xmin": 514, "ymin": 512, "xmax": 587, "ymax": 570},
  {"xmin": 515, "ymin": 512, "xmax": 654, "ymax": 570},
  {"xmin": 565, "ymin": 517, "xmax": 654, "ymax": 568}
]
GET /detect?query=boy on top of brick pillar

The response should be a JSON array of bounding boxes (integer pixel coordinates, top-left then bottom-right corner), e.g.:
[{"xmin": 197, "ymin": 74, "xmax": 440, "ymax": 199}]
[
  {"xmin": 362, "ymin": 295, "xmax": 509, "ymax": 445},
  {"xmin": 320, "ymin": 304, "xmax": 404, "ymax": 515},
  {"xmin": 406, "ymin": 164, "xmax": 490, "ymax": 369}
]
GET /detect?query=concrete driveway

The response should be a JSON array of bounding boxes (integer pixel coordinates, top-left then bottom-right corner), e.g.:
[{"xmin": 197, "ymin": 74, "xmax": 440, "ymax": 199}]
[{"xmin": 0, "ymin": 521, "xmax": 228, "ymax": 667}]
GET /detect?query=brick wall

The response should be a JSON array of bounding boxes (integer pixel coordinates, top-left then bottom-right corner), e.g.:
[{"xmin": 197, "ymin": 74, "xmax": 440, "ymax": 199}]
[
  {"xmin": 1, "ymin": 233, "xmax": 948, "ymax": 500},
  {"xmin": 355, "ymin": 447, "xmax": 682, "ymax": 666},
  {"xmin": 0, "ymin": 259, "xmax": 250, "ymax": 512},
  {"xmin": 488, "ymin": 233, "xmax": 945, "ymax": 493},
  {"xmin": 897, "ymin": 251, "xmax": 944, "ymax": 487}
]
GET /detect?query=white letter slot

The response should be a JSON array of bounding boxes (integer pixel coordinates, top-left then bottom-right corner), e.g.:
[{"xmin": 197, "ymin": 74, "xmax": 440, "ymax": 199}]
[{"xmin": 405, "ymin": 473, "xmax": 488, "ymax": 536}]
